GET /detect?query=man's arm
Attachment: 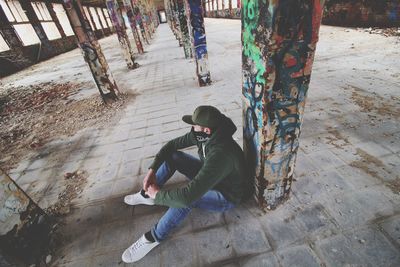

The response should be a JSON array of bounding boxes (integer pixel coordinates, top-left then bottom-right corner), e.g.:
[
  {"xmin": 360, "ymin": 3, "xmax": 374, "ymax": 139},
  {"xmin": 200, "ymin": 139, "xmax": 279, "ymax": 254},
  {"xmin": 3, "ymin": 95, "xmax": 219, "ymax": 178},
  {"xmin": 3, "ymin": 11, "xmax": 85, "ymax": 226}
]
[
  {"xmin": 149, "ymin": 131, "xmax": 196, "ymax": 171},
  {"xmin": 153, "ymin": 151, "xmax": 232, "ymax": 208}
]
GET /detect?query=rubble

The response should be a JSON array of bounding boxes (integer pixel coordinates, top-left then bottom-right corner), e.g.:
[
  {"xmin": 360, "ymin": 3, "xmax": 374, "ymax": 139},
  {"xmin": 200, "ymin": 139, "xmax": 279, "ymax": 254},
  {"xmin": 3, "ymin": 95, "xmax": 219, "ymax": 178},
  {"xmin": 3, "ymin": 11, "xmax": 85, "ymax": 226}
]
[{"xmin": 0, "ymin": 82, "xmax": 135, "ymax": 172}]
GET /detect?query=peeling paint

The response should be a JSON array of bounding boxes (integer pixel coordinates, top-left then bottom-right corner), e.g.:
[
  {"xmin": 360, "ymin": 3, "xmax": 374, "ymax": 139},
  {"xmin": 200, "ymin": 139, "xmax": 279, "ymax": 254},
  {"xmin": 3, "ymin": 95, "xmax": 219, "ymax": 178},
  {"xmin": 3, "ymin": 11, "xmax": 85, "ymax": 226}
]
[
  {"xmin": 242, "ymin": 0, "xmax": 325, "ymax": 209},
  {"xmin": 106, "ymin": 0, "xmax": 138, "ymax": 69},
  {"xmin": 63, "ymin": 0, "xmax": 119, "ymax": 102},
  {"xmin": 187, "ymin": 0, "xmax": 211, "ymax": 86}
]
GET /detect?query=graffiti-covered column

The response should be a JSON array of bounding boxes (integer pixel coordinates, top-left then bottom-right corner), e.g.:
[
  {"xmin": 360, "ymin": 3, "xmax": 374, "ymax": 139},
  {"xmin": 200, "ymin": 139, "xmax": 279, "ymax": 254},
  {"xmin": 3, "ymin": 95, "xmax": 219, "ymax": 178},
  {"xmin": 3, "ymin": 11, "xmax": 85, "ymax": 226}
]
[
  {"xmin": 177, "ymin": 0, "xmax": 192, "ymax": 58},
  {"xmin": 132, "ymin": 0, "xmax": 150, "ymax": 45},
  {"xmin": 187, "ymin": 0, "xmax": 211, "ymax": 86},
  {"xmin": 106, "ymin": 0, "xmax": 138, "ymax": 69},
  {"xmin": 122, "ymin": 0, "xmax": 145, "ymax": 54},
  {"xmin": 242, "ymin": 0, "xmax": 325, "ymax": 209},
  {"xmin": 63, "ymin": 0, "xmax": 118, "ymax": 102}
]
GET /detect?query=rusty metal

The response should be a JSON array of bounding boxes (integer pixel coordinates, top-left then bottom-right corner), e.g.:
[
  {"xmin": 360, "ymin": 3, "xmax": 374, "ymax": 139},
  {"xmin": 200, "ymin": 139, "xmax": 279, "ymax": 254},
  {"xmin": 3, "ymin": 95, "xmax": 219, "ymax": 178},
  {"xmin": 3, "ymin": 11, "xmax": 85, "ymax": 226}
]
[
  {"xmin": 63, "ymin": 0, "xmax": 119, "ymax": 102},
  {"xmin": 242, "ymin": 0, "xmax": 325, "ymax": 209}
]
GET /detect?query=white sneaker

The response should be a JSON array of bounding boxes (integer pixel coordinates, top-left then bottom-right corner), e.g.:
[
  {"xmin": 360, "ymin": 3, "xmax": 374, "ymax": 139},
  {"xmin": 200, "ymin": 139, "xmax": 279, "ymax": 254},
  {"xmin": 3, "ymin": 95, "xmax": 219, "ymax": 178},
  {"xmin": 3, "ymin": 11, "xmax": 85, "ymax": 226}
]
[
  {"xmin": 124, "ymin": 191, "xmax": 155, "ymax": 206},
  {"xmin": 122, "ymin": 235, "xmax": 160, "ymax": 263}
]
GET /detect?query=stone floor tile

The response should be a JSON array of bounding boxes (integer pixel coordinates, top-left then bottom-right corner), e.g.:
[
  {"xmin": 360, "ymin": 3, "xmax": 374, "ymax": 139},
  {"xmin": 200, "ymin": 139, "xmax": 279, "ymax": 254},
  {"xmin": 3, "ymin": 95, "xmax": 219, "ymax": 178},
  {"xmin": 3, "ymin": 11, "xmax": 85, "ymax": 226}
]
[{"xmin": 278, "ymin": 245, "xmax": 323, "ymax": 267}]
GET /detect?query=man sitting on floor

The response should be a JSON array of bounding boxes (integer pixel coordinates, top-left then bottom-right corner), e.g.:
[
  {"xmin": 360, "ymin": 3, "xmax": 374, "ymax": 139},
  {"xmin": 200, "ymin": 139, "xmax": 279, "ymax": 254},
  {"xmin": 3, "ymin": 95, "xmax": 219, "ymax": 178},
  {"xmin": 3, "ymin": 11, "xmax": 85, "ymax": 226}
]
[{"xmin": 121, "ymin": 105, "xmax": 252, "ymax": 263}]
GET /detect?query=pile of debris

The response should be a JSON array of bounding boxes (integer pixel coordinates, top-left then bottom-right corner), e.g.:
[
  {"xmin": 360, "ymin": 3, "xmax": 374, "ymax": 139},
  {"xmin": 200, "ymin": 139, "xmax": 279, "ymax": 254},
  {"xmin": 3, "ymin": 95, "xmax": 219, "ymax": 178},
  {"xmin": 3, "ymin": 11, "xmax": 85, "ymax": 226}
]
[
  {"xmin": 46, "ymin": 170, "xmax": 88, "ymax": 216},
  {"xmin": 0, "ymin": 82, "xmax": 135, "ymax": 172},
  {"xmin": 360, "ymin": 27, "xmax": 400, "ymax": 37}
]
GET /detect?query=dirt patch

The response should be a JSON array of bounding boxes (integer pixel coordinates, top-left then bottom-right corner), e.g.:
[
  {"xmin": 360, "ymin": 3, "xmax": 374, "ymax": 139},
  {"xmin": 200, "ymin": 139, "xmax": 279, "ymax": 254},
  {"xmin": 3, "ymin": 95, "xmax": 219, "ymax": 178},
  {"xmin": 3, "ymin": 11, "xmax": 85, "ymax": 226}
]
[
  {"xmin": 350, "ymin": 148, "xmax": 399, "ymax": 194},
  {"xmin": 325, "ymin": 126, "xmax": 350, "ymax": 149},
  {"xmin": 46, "ymin": 170, "xmax": 88, "ymax": 216},
  {"xmin": 349, "ymin": 85, "xmax": 400, "ymax": 118},
  {"xmin": 0, "ymin": 82, "xmax": 135, "ymax": 172}
]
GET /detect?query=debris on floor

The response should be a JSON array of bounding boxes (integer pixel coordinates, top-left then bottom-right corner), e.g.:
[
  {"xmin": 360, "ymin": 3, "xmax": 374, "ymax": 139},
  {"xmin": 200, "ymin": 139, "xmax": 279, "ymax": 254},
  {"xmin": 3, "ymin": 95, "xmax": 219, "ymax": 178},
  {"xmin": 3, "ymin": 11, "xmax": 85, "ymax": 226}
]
[{"xmin": 0, "ymin": 82, "xmax": 136, "ymax": 172}]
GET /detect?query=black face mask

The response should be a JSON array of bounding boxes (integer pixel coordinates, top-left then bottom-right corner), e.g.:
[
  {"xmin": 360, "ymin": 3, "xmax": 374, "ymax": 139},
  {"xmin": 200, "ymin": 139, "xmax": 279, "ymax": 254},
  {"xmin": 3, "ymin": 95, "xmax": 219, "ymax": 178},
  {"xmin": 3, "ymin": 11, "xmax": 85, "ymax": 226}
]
[{"xmin": 191, "ymin": 127, "xmax": 211, "ymax": 142}]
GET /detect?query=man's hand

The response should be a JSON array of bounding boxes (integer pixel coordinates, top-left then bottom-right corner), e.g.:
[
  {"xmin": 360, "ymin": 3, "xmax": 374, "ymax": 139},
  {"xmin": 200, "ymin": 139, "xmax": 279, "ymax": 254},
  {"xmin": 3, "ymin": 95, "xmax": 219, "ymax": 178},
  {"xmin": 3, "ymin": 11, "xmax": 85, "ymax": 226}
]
[
  {"xmin": 143, "ymin": 169, "xmax": 156, "ymax": 191},
  {"xmin": 146, "ymin": 184, "xmax": 160, "ymax": 199}
]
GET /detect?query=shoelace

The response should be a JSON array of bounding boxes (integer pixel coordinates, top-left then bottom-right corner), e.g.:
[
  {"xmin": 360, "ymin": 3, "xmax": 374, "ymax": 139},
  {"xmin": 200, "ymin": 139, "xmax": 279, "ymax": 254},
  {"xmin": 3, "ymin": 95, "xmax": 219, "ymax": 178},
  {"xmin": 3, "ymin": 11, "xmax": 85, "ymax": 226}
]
[{"xmin": 129, "ymin": 238, "xmax": 148, "ymax": 254}]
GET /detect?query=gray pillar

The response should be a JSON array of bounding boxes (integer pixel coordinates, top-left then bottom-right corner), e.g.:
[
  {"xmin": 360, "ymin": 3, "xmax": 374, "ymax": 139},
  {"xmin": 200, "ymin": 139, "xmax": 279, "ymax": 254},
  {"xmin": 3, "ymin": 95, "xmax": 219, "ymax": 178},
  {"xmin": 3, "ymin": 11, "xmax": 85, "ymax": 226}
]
[
  {"xmin": 63, "ymin": 0, "xmax": 119, "ymax": 102},
  {"xmin": 106, "ymin": 0, "xmax": 138, "ymax": 69},
  {"xmin": 242, "ymin": 0, "xmax": 325, "ymax": 209},
  {"xmin": 187, "ymin": 0, "xmax": 211, "ymax": 86}
]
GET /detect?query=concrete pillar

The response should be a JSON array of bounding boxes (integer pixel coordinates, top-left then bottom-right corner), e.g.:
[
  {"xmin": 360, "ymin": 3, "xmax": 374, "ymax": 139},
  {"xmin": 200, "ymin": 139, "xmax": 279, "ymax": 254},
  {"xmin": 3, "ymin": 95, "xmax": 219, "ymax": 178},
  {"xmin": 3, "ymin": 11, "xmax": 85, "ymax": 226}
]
[
  {"xmin": 187, "ymin": 0, "xmax": 211, "ymax": 86},
  {"xmin": 242, "ymin": 0, "xmax": 325, "ymax": 209},
  {"xmin": 177, "ymin": 0, "xmax": 192, "ymax": 58},
  {"xmin": 228, "ymin": 0, "xmax": 232, "ymax": 18},
  {"xmin": 0, "ymin": 169, "xmax": 54, "ymax": 266},
  {"xmin": 131, "ymin": 0, "xmax": 150, "ymax": 45},
  {"xmin": 122, "ymin": 0, "xmax": 145, "ymax": 54},
  {"xmin": 63, "ymin": 0, "xmax": 118, "ymax": 102},
  {"xmin": 106, "ymin": 0, "xmax": 138, "ymax": 69}
]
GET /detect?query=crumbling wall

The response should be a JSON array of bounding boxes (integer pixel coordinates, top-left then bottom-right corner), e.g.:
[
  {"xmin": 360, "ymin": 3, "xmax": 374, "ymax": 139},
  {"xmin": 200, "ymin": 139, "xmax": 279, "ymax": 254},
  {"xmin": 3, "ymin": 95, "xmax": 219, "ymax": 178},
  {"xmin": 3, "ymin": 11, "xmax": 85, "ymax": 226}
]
[
  {"xmin": 0, "ymin": 169, "xmax": 55, "ymax": 266},
  {"xmin": 323, "ymin": 0, "xmax": 400, "ymax": 27}
]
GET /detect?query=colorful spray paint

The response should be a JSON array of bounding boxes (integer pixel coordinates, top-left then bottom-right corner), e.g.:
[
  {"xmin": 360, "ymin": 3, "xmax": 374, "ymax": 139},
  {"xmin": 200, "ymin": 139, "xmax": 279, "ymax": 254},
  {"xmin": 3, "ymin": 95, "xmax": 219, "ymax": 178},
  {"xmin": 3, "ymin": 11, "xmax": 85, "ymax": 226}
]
[
  {"xmin": 177, "ymin": 0, "xmax": 192, "ymax": 58},
  {"xmin": 106, "ymin": 0, "xmax": 138, "ymax": 69},
  {"xmin": 63, "ymin": 0, "xmax": 119, "ymax": 103},
  {"xmin": 131, "ymin": 0, "xmax": 150, "ymax": 45},
  {"xmin": 187, "ymin": 0, "xmax": 211, "ymax": 86},
  {"xmin": 242, "ymin": 0, "xmax": 325, "ymax": 208},
  {"xmin": 122, "ymin": 0, "xmax": 145, "ymax": 54}
]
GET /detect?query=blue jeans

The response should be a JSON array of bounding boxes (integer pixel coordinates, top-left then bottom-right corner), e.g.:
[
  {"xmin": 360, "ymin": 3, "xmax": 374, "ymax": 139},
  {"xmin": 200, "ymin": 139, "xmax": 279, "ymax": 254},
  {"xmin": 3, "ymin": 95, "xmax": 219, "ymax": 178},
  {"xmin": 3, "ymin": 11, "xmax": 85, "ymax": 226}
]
[{"xmin": 150, "ymin": 151, "xmax": 235, "ymax": 242}]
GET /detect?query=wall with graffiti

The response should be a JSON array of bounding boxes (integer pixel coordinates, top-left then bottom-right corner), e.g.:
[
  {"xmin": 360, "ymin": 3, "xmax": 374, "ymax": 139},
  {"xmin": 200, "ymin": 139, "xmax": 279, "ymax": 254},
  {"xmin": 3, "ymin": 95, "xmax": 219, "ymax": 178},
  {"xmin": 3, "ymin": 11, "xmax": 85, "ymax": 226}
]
[
  {"xmin": 242, "ymin": 0, "xmax": 324, "ymax": 208},
  {"xmin": 323, "ymin": 0, "xmax": 400, "ymax": 27}
]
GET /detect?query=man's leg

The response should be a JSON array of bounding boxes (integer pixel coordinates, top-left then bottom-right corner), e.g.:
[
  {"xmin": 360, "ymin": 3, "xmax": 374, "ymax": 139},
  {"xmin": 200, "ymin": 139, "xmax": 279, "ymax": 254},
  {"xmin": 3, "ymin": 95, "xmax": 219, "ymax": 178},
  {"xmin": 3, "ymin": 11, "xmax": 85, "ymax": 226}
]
[
  {"xmin": 122, "ymin": 190, "xmax": 234, "ymax": 262},
  {"xmin": 151, "ymin": 190, "xmax": 234, "ymax": 242},
  {"xmin": 155, "ymin": 151, "xmax": 202, "ymax": 187},
  {"xmin": 124, "ymin": 151, "xmax": 201, "ymax": 205}
]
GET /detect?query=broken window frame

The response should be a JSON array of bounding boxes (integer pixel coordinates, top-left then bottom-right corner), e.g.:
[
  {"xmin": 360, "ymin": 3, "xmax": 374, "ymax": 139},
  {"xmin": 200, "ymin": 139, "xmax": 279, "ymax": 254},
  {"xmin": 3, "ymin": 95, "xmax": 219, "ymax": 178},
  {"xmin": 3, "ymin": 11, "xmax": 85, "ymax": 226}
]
[
  {"xmin": 96, "ymin": 7, "xmax": 108, "ymax": 29},
  {"xmin": 88, "ymin": 6, "xmax": 102, "ymax": 30},
  {"xmin": 82, "ymin": 5, "xmax": 95, "ymax": 30},
  {"xmin": 52, "ymin": 3, "xmax": 74, "ymax": 36},
  {"xmin": 102, "ymin": 8, "xmax": 113, "ymax": 29},
  {"xmin": 30, "ymin": 1, "xmax": 61, "ymax": 40},
  {"xmin": 0, "ymin": 0, "xmax": 40, "ymax": 46}
]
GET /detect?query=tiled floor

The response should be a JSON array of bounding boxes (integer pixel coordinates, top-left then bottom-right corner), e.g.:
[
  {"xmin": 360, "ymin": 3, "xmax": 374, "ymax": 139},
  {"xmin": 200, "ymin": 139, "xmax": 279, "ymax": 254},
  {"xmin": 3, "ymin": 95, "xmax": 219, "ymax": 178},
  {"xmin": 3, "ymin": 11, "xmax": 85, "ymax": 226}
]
[{"xmin": 2, "ymin": 18, "xmax": 400, "ymax": 266}]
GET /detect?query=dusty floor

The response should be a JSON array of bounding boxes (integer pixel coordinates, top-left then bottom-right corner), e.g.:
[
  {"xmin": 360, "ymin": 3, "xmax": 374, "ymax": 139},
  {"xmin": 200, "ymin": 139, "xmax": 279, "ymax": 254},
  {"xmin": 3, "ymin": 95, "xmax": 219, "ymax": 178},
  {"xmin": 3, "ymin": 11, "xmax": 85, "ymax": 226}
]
[{"xmin": 1, "ymin": 19, "xmax": 400, "ymax": 266}]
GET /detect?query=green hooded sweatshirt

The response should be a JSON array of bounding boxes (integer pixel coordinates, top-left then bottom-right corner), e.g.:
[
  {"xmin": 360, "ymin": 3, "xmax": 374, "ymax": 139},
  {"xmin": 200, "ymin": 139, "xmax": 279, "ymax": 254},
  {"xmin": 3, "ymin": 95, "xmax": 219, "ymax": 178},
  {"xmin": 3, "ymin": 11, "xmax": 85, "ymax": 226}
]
[{"xmin": 149, "ymin": 115, "xmax": 252, "ymax": 208}]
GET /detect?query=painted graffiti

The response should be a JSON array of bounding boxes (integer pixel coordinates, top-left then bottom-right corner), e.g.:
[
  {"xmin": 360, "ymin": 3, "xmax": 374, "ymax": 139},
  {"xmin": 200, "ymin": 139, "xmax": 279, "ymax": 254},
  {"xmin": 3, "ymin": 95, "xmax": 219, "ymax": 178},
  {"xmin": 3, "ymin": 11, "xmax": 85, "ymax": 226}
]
[
  {"xmin": 63, "ymin": 0, "xmax": 118, "ymax": 102},
  {"xmin": 187, "ymin": 0, "xmax": 211, "ymax": 86},
  {"xmin": 242, "ymin": 0, "xmax": 324, "ymax": 208},
  {"xmin": 122, "ymin": 0, "xmax": 144, "ymax": 54},
  {"xmin": 106, "ymin": 0, "xmax": 137, "ymax": 69},
  {"xmin": 177, "ymin": 0, "xmax": 192, "ymax": 58}
]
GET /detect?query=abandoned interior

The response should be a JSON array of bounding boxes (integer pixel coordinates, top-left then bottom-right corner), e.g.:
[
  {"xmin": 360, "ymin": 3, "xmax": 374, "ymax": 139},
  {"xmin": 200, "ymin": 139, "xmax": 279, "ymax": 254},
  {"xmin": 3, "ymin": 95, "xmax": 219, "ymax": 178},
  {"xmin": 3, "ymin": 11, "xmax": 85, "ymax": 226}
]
[{"xmin": 0, "ymin": 0, "xmax": 400, "ymax": 266}]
